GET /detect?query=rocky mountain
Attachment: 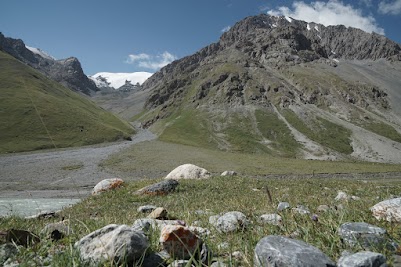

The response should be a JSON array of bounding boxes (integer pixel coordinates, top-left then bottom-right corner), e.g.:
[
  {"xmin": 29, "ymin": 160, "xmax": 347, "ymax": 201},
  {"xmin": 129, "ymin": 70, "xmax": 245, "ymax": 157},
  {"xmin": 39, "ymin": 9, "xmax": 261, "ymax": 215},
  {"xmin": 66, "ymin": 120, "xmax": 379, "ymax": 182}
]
[
  {"xmin": 89, "ymin": 72, "xmax": 152, "ymax": 90},
  {"xmin": 139, "ymin": 14, "xmax": 401, "ymax": 163},
  {"xmin": 0, "ymin": 32, "xmax": 98, "ymax": 95}
]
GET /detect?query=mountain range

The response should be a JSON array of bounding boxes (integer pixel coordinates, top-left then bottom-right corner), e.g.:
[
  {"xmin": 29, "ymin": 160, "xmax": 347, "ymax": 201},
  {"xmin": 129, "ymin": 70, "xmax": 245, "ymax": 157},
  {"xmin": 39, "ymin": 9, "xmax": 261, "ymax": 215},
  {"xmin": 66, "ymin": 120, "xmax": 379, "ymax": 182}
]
[{"xmin": 136, "ymin": 14, "xmax": 401, "ymax": 163}]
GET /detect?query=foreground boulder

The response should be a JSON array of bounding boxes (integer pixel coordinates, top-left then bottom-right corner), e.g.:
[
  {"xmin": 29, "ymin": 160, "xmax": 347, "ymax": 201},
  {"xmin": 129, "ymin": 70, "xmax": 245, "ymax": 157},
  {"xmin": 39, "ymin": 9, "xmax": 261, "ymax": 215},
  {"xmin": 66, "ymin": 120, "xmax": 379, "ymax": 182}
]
[
  {"xmin": 75, "ymin": 224, "xmax": 149, "ymax": 265},
  {"xmin": 371, "ymin": 197, "xmax": 401, "ymax": 222},
  {"xmin": 211, "ymin": 211, "xmax": 249, "ymax": 233},
  {"xmin": 338, "ymin": 251, "xmax": 387, "ymax": 267},
  {"xmin": 338, "ymin": 222, "xmax": 397, "ymax": 251},
  {"xmin": 254, "ymin": 235, "xmax": 336, "ymax": 267},
  {"xmin": 165, "ymin": 164, "xmax": 211, "ymax": 180},
  {"xmin": 92, "ymin": 178, "xmax": 124, "ymax": 195},
  {"xmin": 136, "ymin": 180, "xmax": 179, "ymax": 195},
  {"xmin": 160, "ymin": 225, "xmax": 203, "ymax": 260}
]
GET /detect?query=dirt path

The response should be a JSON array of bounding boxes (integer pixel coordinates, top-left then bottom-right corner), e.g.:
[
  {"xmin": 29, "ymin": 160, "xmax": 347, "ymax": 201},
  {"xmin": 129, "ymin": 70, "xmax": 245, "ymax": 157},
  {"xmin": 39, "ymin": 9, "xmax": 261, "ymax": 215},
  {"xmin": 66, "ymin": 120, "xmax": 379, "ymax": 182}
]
[{"xmin": 0, "ymin": 126, "xmax": 156, "ymax": 199}]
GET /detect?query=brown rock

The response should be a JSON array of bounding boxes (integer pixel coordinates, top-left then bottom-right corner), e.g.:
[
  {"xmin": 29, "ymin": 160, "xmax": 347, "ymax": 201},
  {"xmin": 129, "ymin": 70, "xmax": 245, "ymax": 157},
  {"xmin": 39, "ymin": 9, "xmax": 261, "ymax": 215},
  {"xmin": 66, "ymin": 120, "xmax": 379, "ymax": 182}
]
[
  {"xmin": 148, "ymin": 207, "xmax": 168, "ymax": 219},
  {"xmin": 92, "ymin": 178, "xmax": 124, "ymax": 195},
  {"xmin": 6, "ymin": 229, "xmax": 40, "ymax": 247},
  {"xmin": 160, "ymin": 225, "xmax": 202, "ymax": 259}
]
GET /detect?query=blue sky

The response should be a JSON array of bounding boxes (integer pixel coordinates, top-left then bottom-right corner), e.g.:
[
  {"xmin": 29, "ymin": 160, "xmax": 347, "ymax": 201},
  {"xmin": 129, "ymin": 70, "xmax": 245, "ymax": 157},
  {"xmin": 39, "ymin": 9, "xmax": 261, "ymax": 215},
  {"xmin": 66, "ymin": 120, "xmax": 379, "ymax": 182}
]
[{"xmin": 1, "ymin": 0, "xmax": 401, "ymax": 75}]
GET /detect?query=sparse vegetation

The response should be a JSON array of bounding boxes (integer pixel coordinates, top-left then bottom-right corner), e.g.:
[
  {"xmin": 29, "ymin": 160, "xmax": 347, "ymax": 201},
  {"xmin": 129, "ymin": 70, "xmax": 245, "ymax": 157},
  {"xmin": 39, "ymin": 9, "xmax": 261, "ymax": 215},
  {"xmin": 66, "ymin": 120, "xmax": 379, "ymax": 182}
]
[
  {"xmin": 0, "ymin": 51, "xmax": 134, "ymax": 154},
  {"xmin": 1, "ymin": 176, "xmax": 401, "ymax": 266}
]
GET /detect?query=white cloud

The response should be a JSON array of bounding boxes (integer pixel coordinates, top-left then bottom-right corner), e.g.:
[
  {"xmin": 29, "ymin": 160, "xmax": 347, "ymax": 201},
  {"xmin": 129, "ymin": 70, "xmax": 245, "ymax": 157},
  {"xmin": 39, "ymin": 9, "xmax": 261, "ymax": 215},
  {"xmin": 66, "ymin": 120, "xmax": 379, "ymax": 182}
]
[
  {"xmin": 126, "ymin": 51, "xmax": 177, "ymax": 70},
  {"xmin": 221, "ymin": 26, "xmax": 231, "ymax": 33},
  {"xmin": 379, "ymin": 0, "xmax": 401, "ymax": 15},
  {"xmin": 267, "ymin": 0, "xmax": 385, "ymax": 34}
]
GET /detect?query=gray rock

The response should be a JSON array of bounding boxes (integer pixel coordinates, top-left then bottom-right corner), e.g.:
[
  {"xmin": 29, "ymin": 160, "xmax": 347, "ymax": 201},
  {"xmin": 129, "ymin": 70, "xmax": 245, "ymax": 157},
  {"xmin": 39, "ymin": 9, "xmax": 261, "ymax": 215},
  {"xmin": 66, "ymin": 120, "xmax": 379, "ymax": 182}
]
[
  {"xmin": 259, "ymin": 214, "xmax": 282, "ymax": 225},
  {"xmin": 211, "ymin": 261, "xmax": 228, "ymax": 267},
  {"xmin": 137, "ymin": 205, "xmax": 157, "ymax": 213},
  {"xmin": 254, "ymin": 235, "xmax": 336, "ymax": 267},
  {"xmin": 0, "ymin": 244, "xmax": 18, "ymax": 266},
  {"xmin": 41, "ymin": 221, "xmax": 72, "ymax": 241},
  {"xmin": 165, "ymin": 164, "xmax": 211, "ymax": 180},
  {"xmin": 338, "ymin": 222, "xmax": 398, "ymax": 251},
  {"xmin": 371, "ymin": 197, "xmax": 401, "ymax": 222},
  {"xmin": 209, "ymin": 215, "xmax": 221, "ymax": 226},
  {"xmin": 213, "ymin": 211, "xmax": 249, "ymax": 233},
  {"xmin": 188, "ymin": 226, "xmax": 211, "ymax": 237},
  {"xmin": 292, "ymin": 205, "xmax": 310, "ymax": 215},
  {"xmin": 221, "ymin": 171, "xmax": 237, "ymax": 176},
  {"xmin": 168, "ymin": 260, "xmax": 195, "ymax": 267},
  {"xmin": 142, "ymin": 251, "xmax": 170, "ymax": 267},
  {"xmin": 338, "ymin": 251, "xmax": 387, "ymax": 267},
  {"xmin": 132, "ymin": 218, "xmax": 185, "ymax": 232},
  {"xmin": 136, "ymin": 179, "xmax": 179, "ymax": 195},
  {"xmin": 147, "ymin": 207, "xmax": 168, "ymax": 219},
  {"xmin": 317, "ymin": 204, "xmax": 330, "ymax": 213},
  {"xmin": 277, "ymin": 202, "xmax": 290, "ymax": 211},
  {"xmin": 335, "ymin": 191, "xmax": 349, "ymax": 201},
  {"xmin": 74, "ymin": 224, "xmax": 149, "ymax": 265}
]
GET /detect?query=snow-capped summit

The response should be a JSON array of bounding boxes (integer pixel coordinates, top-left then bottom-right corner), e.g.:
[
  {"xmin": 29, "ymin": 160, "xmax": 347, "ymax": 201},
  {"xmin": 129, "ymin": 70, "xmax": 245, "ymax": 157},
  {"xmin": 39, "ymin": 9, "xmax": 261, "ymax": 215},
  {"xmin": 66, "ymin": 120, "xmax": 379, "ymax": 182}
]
[
  {"xmin": 90, "ymin": 72, "xmax": 153, "ymax": 89},
  {"xmin": 25, "ymin": 45, "xmax": 56, "ymax": 60}
]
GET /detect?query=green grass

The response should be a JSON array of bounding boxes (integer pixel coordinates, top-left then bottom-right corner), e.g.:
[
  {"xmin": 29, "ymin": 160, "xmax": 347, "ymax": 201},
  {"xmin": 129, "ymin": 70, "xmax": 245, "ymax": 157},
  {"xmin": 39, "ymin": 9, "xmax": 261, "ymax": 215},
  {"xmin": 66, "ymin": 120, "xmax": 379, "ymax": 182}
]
[
  {"xmin": 282, "ymin": 109, "xmax": 353, "ymax": 154},
  {"xmin": 101, "ymin": 140, "xmax": 401, "ymax": 177},
  {"xmin": 1, "ymin": 176, "xmax": 401, "ymax": 266},
  {"xmin": 255, "ymin": 109, "xmax": 300, "ymax": 157},
  {"xmin": 0, "ymin": 51, "xmax": 134, "ymax": 153},
  {"xmin": 362, "ymin": 121, "xmax": 401, "ymax": 143}
]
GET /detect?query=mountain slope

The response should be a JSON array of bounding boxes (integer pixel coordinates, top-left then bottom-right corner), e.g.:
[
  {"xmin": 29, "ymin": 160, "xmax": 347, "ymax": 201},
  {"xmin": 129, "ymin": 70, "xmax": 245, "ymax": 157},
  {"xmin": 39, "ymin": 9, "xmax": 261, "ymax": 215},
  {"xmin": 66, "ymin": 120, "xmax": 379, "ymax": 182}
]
[
  {"xmin": 0, "ymin": 50, "xmax": 134, "ymax": 153},
  {"xmin": 0, "ymin": 33, "xmax": 98, "ymax": 95},
  {"xmin": 138, "ymin": 14, "xmax": 401, "ymax": 163},
  {"xmin": 90, "ymin": 72, "xmax": 152, "ymax": 89}
]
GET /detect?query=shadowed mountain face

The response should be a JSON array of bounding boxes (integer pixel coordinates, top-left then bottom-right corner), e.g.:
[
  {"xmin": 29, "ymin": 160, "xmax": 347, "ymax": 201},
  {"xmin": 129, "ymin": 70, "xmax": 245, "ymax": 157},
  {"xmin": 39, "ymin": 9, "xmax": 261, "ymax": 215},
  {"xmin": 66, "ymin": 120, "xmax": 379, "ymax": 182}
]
[
  {"xmin": 139, "ymin": 14, "xmax": 401, "ymax": 163},
  {"xmin": 0, "ymin": 33, "xmax": 98, "ymax": 95}
]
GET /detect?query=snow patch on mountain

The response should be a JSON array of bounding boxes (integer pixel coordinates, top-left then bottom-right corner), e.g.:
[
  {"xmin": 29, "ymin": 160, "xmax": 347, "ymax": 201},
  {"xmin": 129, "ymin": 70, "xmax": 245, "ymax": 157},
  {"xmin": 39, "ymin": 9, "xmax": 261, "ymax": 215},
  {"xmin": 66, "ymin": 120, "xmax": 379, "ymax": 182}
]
[
  {"xmin": 90, "ymin": 72, "xmax": 153, "ymax": 89},
  {"xmin": 25, "ymin": 45, "xmax": 56, "ymax": 60}
]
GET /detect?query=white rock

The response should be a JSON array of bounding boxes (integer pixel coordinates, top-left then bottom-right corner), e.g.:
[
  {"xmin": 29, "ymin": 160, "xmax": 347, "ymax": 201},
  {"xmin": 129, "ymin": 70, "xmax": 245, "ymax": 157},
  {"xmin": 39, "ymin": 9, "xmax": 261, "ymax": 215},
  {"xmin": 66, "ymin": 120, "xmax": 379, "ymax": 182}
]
[
  {"xmin": 335, "ymin": 191, "xmax": 349, "ymax": 201},
  {"xmin": 221, "ymin": 171, "xmax": 237, "ymax": 176},
  {"xmin": 371, "ymin": 197, "xmax": 401, "ymax": 222},
  {"xmin": 165, "ymin": 164, "xmax": 211, "ymax": 180},
  {"xmin": 92, "ymin": 178, "xmax": 124, "ymax": 195},
  {"xmin": 259, "ymin": 214, "xmax": 282, "ymax": 225}
]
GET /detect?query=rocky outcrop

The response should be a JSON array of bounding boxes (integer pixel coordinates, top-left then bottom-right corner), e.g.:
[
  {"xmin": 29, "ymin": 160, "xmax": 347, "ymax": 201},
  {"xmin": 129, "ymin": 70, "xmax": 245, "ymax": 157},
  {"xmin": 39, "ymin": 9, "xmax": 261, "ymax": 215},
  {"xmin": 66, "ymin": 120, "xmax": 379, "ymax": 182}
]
[{"xmin": 0, "ymin": 32, "xmax": 98, "ymax": 95}]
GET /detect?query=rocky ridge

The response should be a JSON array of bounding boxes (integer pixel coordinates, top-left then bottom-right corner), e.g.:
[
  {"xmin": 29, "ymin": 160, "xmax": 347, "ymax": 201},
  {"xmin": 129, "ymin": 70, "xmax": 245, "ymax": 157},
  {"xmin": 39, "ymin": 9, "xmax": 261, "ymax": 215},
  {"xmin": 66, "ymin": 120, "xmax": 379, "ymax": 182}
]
[
  {"xmin": 139, "ymin": 14, "xmax": 401, "ymax": 163},
  {"xmin": 0, "ymin": 32, "xmax": 98, "ymax": 95}
]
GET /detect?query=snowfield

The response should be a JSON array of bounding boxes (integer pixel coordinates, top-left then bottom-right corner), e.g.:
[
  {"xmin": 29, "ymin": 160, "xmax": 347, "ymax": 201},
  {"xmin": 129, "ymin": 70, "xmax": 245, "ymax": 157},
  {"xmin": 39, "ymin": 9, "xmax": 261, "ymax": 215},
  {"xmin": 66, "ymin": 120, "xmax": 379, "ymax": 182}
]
[{"xmin": 90, "ymin": 72, "xmax": 153, "ymax": 89}]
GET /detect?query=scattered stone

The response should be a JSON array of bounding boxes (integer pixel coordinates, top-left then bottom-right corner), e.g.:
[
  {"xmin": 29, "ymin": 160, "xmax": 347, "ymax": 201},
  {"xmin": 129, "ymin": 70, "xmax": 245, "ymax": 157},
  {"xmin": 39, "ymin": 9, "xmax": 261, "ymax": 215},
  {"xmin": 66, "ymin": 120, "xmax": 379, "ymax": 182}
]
[
  {"xmin": 132, "ymin": 218, "xmax": 185, "ymax": 232},
  {"xmin": 254, "ymin": 235, "xmax": 336, "ymax": 267},
  {"xmin": 165, "ymin": 164, "xmax": 211, "ymax": 180},
  {"xmin": 259, "ymin": 214, "xmax": 282, "ymax": 225},
  {"xmin": 160, "ymin": 225, "xmax": 202, "ymax": 260},
  {"xmin": 41, "ymin": 221, "xmax": 72, "ymax": 241},
  {"xmin": 74, "ymin": 224, "xmax": 149, "ymax": 265},
  {"xmin": 147, "ymin": 207, "xmax": 168, "ymax": 219},
  {"xmin": 277, "ymin": 202, "xmax": 290, "ymax": 211},
  {"xmin": 0, "ymin": 243, "xmax": 18, "ymax": 266},
  {"xmin": 5, "ymin": 229, "xmax": 40, "ymax": 247},
  {"xmin": 188, "ymin": 226, "xmax": 211, "ymax": 238},
  {"xmin": 351, "ymin": 196, "xmax": 361, "ymax": 201},
  {"xmin": 335, "ymin": 191, "xmax": 349, "ymax": 201},
  {"xmin": 338, "ymin": 222, "xmax": 398, "ymax": 251},
  {"xmin": 371, "ymin": 197, "xmax": 401, "ymax": 222},
  {"xmin": 168, "ymin": 260, "xmax": 195, "ymax": 267},
  {"xmin": 137, "ymin": 205, "xmax": 157, "ymax": 213},
  {"xmin": 338, "ymin": 251, "xmax": 387, "ymax": 267},
  {"xmin": 136, "ymin": 179, "xmax": 179, "ymax": 196},
  {"xmin": 292, "ymin": 205, "xmax": 310, "ymax": 215},
  {"xmin": 92, "ymin": 178, "xmax": 124, "ymax": 195},
  {"xmin": 310, "ymin": 214, "xmax": 319, "ymax": 222},
  {"xmin": 221, "ymin": 171, "xmax": 237, "ymax": 176},
  {"xmin": 232, "ymin": 251, "xmax": 244, "ymax": 260},
  {"xmin": 212, "ymin": 211, "xmax": 249, "ymax": 233},
  {"xmin": 211, "ymin": 261, "xmax": 228, "ymax": 267},
  {"xmin": 317, "ymin": 205, "xmax": 330, "ymax": 213}
]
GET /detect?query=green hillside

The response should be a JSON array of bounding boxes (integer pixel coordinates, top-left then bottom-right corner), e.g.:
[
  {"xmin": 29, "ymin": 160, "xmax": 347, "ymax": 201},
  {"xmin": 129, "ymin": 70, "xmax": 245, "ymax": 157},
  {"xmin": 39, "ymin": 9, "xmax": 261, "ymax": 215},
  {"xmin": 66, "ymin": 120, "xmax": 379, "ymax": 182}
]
[{"xmin": 0, "ymin": 51, "xmax": 134, "ymax": 153}]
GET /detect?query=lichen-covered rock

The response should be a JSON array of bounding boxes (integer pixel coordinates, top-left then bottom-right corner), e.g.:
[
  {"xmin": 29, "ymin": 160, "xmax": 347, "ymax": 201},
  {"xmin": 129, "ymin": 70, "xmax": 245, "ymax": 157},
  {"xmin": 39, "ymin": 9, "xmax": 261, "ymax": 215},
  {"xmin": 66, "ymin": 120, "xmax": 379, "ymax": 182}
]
[
  {"xmin": 92, "ymin": 178, "xmax": 124, "ymax": 195},
  {"xmin": 74, "ymin": 224, "xmax": 149, "ymax": 265},
  {"xmin": 254, "ymin": 235, "xmax": 336, "ymax": 267},
  {"xmin": 212, "ymin": 211, "xmax": 249, "ymax": 233},
  {"xmin": 137, "ymin": 205, "xmax": 157, "ymax": 213},
  {"xmin": 136, "ymin": 180, "xmax": 179, "ymax": 195},
  {"xmin": 259, "ymin": 214, "xmax": 282, "ymax": 225},
  {"xmin": 371, "ymin": 197, "xmax": 401, "ymax": 222},
  {"xmin": 292, "ymin": 205, "xmax": 310, "ymax": 215},
  {"xmin": 160, "ymin": 225, "xmax": 202, "ymax": 260},
  {"xmin": 165, "ymin": 164, "xmax": 211, "ymax": 180},
  {"xmin": 338, "ymin": 251, "xmax": 387, "ymax": 267},
  {"xmin": 338, "ymin": 222, "xmax": 398, "ymax": 251}
]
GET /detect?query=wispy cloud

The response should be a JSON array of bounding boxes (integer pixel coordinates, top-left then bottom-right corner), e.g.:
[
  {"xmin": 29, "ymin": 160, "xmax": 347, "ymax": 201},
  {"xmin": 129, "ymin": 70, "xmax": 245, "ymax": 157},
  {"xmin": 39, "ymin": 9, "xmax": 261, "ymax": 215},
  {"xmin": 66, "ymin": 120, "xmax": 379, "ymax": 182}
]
[
  {"xmin": 126, "ymin": 51, "xmax": 177, "ymax": 70},
  {"xmin": 379, "ymin": 0, "xmax": 401, "ymax": 15},
  {"xmin": 267, "ymin": 0, "xmax": 384, "ymax": 34},
  {"xmin": 221, "ymin": 26, "xmax": 231, "ymax": 33}
]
